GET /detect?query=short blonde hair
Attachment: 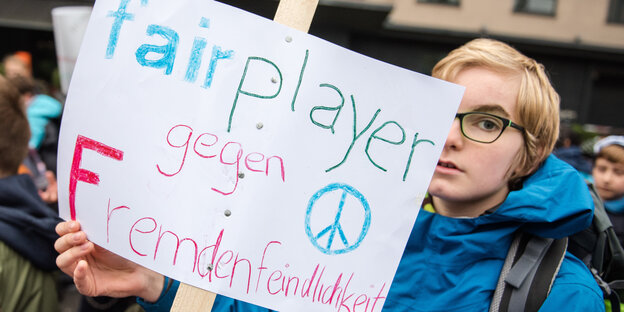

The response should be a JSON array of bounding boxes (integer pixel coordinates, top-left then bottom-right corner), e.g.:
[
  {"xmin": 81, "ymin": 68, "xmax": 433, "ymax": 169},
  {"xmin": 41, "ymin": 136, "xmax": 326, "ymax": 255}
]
[{"xmin": 432, "ymin": 38, "xmax": 560, "ymax": 180}]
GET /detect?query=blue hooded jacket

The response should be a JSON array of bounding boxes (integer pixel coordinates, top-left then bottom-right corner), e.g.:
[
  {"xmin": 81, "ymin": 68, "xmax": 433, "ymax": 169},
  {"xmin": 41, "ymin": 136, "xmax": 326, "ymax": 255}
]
[
  {"xmin": 26, "ymin": 94, "xmax": 62, "ymax": 149},
  {"xmin": 140, "ymin": 155, "xmax": 604, "ymax": 311},
  {"xmin": 383, "ymin": 155, "xmax": 604, "ymax": 311}
]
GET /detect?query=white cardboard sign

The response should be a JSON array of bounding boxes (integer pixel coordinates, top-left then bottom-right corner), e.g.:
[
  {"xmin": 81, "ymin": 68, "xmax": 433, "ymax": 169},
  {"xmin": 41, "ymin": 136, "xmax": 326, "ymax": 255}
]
[{"xmin": 57, "ymin": 0, "xmax": 463, "ymax": 311}]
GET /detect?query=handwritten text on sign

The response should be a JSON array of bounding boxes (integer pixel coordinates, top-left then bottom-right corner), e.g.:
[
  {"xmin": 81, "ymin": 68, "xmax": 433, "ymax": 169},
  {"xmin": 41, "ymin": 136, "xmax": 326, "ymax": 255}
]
[{"xmin": 57, "ymin": 0, "xmax": 463, "ymax": 311}]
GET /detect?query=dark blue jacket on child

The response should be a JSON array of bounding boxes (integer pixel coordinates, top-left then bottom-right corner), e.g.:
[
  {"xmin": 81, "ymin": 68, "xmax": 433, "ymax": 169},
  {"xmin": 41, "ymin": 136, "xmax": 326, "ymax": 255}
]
[{"xmin": 0, "ymin": 174, "xmax": 60, "ymax": 271}]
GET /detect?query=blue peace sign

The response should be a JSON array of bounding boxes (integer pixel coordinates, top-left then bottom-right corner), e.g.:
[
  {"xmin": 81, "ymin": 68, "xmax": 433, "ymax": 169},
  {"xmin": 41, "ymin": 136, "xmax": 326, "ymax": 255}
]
[{"xmin": 305, "ymin": 183, "xmax": 371, "ymax": 255}]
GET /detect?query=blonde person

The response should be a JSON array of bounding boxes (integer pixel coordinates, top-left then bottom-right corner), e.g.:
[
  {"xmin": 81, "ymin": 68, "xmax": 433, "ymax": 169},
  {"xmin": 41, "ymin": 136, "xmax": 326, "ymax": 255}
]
[{"xmin": 54, "ymin": 38, "xmax": 604, "ymax": 311}]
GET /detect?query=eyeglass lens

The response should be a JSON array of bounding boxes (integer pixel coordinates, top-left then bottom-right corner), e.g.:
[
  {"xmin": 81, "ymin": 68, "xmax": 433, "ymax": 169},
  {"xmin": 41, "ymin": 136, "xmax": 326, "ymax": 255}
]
[{"xmin": 460, "ymin": 113, "xmax": 506, "ymax": 143}]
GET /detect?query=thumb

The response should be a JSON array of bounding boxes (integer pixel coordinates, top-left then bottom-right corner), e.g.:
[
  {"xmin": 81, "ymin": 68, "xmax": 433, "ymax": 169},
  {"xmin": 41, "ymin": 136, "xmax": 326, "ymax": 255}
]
[{"xmin": 74, "ymin": 259, "xmax": 97, "ymax": 297}]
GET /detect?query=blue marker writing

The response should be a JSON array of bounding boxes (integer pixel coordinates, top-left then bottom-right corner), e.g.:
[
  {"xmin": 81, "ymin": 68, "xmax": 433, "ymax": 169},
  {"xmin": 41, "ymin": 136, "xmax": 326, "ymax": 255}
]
[
  {"xmin": 106, "ymin": 0, "xmax": 135, "ymax": 59},
  {"xmin": 135, "ymin": 25, "xmax": 179, "ymax": 75},
  {"xmin": 185, "ymin": 17, "xmax": 210, "ymax": 83},
  {"xmin": 203, "ymin": 46, "xmax": 234, "ymax": 88}
]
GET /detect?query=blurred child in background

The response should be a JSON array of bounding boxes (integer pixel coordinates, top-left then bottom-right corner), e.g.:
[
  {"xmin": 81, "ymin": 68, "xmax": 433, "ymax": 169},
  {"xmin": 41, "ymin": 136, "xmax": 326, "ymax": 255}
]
[
  {"xmin": 592, "ymin": 136, "xmax": 624, "ymax": 246},
  {"xmin": 0, "ymin": 74, "xmax": 61, "ymax": 311}
]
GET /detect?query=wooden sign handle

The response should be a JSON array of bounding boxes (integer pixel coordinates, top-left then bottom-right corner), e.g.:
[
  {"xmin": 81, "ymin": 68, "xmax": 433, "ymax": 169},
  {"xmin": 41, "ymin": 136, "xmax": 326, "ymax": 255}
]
[
  {"xmin": 274, "ymin": 0, "xmax": 319, "ymax": 32},
  {"xmin": 171, "ymin": 284, "xmax": 216, "ymax": 311},
  {"xmin": 170, "ymin": 0, "xmax": 318, "ymax": 310}
]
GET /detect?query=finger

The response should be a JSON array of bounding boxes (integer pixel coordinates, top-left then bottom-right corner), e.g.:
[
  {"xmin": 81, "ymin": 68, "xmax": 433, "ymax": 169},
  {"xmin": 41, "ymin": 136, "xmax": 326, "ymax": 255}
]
[
  {"xmin": 39, "ymin": 190, "xmax": 51, "ymax": 203},
  {"xmin": 40, "ymin": 189, "xmax": 57, "ymax": 204},
  {"xmin": 56, "ymin": 241, "xmax": 93, "ymax": 275},
  {"xmin": 74, "ymin": 259, "xmax": 97, "ymax": 297},
  {"xmin": 44, "ymin": 172, "xmax": 58, "ymax": 203},
  {"xmin": 54, "ymin": 230, "xmax": 87, "ymax": 253},
  {"xmin": 45, "ymin": 171, "xmax": 56, "ymax": 184},
  {"xmin": 55, "ymin": 220, "xmax": 80, "ymax": 236},
  {"xmin": 49, "ymin": 191, "xmax": 58, "ymax": 203}
]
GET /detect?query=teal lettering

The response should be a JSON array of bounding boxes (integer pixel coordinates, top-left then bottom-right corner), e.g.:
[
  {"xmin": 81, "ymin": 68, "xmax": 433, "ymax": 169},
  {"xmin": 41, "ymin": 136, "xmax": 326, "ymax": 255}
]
[
  {"xmin": 228, "ymin": 57, "xmax": 282, "ymax": 132},
  {"xmin": 403, "ymin": 133, "xmax": 434, "ymax": 181},
  {"xmin": 291, "ymin": 49, "xmax": 309, "ymax": 111},
  {"xmin": 326, "ymin": 96, "xmax": 380, "ymax": 172},
  {"xmin": 309, "ymin": 83, "xmax": 344, "ymax": 134},
  {"xmin": 365, "ymin": 121, "xmax": 406, "ymax": 172}
]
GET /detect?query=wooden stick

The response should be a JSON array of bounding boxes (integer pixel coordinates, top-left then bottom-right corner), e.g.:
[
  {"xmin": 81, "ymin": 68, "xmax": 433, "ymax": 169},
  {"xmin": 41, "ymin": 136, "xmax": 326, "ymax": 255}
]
[
  {"xmin": 171, "ymin": 284, "xmax": 216, "ymax": 311},
  {"xmin": 274, "ymin": 0, "xmax": 319, "ymax": 32},
  {"xmin": 170, "ymin": 0, "xmax": 318, "ymax": 310}
]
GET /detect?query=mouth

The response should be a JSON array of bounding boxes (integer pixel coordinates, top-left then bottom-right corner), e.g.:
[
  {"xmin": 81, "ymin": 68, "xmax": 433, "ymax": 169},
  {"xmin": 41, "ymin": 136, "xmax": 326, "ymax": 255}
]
[
  {"xmin": 437, "ymin": 160, "xmax": 459, "ymax": 171},
  {"xmin": 596, "ymin": 185, "xmax": 612, "ymax": 194}
]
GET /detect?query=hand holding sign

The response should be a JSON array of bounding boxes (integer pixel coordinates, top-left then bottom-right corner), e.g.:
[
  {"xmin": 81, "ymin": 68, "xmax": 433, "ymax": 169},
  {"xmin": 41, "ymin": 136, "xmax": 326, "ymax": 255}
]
[{"xmin": 54, "ymin": 220, "xmax": 164, "ymax": 302}]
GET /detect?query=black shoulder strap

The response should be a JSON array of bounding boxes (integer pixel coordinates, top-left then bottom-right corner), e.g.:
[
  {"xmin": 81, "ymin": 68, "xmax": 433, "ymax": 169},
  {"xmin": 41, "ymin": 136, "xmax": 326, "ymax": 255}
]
[{"xmin": 490, "ymin": 232, "xmax": 568, "ymax": 312}]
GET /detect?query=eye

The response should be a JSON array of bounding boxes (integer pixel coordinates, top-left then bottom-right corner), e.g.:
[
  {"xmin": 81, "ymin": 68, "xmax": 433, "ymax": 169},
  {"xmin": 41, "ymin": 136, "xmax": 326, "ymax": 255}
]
[
  {"xmin": 479, "ymin": 119, "xmax": 498, "ymax": 130},
  {"xmin": 473, "ymin": 116, "xmax": 502, "ymax": 132}
]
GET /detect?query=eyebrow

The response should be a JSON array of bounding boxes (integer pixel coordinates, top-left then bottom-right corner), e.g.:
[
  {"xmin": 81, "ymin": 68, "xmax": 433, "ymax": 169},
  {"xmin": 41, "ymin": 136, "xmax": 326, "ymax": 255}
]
[{"xmin": 468, "ymin": 105, "xmax": 510, "ymax": 118}]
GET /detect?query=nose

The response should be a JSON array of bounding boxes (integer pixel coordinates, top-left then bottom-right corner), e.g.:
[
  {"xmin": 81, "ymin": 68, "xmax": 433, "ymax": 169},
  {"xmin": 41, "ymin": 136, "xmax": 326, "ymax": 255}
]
[
  {"xmin": 602, "ymin": 170, "xmax": 613, "ymax": 184},
  {"xmin": 443, "ymin": 118, "xmax": 463, "ymax": 150}
]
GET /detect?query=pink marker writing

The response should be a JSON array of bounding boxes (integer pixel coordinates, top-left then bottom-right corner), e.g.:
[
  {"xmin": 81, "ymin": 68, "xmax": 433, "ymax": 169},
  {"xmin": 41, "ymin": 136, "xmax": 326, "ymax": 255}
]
[{"xmin": 69, "ymin": 135, "xmax": 124, "ymax": 220}]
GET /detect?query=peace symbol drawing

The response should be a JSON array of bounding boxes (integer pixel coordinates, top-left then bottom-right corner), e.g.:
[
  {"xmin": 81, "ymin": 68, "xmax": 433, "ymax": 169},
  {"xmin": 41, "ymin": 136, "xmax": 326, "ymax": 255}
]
[{"xmin": 304, "ymin": 183, "xmax": 371, "ymax": 255}]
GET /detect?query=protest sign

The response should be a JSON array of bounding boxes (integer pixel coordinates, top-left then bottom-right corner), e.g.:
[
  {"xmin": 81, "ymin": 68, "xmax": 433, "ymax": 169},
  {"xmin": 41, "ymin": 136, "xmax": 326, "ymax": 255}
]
[{"xmin": 56, "ymin": 0, "xmax": 464, "ymax": 311}]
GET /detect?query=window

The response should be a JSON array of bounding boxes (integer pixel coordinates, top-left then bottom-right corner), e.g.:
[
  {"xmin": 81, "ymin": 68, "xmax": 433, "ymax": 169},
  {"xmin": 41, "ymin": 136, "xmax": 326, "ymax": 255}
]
[
  {"xmin": 514, "ymin": 0, "xmax": 557, "ymax": 16},
  {"xmin": 417, "ymin": 0, "xmax": 460, "ymax": 6},
  {"xmin": 608, "ymin": 0, "xmax": 624, "ymax": 24}
]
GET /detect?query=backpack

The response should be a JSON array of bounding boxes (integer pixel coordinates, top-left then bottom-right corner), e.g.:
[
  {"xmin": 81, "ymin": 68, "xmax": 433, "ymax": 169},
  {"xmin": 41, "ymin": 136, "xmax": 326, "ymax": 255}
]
[{"xmin": 490, "ymin": 184, "xmax": 624, "ymax": 312}]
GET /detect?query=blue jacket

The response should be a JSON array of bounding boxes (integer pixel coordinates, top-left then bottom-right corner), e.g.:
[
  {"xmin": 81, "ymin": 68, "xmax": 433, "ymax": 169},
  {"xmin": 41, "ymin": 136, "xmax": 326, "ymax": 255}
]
[
  {"xmin": 384, "ymin": 155, "xmax": 604, "ymax": 311},
  {"xmin": 140, "ymin": 155, "xmax": 605, "ymax": 311},
  {"xmin": 605, "ymin": 196, "xmax": 624, "ymax": 215},
  {"xmin": 26, "ymin": 94, "xmax": 62, "ymax": 149}
]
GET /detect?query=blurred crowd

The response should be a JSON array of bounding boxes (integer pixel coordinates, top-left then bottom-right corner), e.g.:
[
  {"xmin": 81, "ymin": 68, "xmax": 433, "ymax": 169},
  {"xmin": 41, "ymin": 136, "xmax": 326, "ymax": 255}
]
[{"xmin": 0, "ymin": 51, "xmax": 142, "ymax": 312}]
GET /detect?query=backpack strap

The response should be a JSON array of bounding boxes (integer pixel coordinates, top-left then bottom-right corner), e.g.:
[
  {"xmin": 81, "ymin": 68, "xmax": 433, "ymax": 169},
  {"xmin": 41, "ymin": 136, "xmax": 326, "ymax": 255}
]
[
  {"xmin": 490, "ymin": 232, "xmax": 568, "ymax": 312},
  {"xmin": 491, "ymin": 232, "xmax": 523, "ymax": 312}
]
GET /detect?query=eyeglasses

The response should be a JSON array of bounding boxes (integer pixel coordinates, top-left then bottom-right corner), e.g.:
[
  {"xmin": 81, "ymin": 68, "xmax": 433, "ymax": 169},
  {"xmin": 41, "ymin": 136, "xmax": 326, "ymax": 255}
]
[{"xmin": 455, "ymin": 112, "xmax": 525, "ymax": 143}]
